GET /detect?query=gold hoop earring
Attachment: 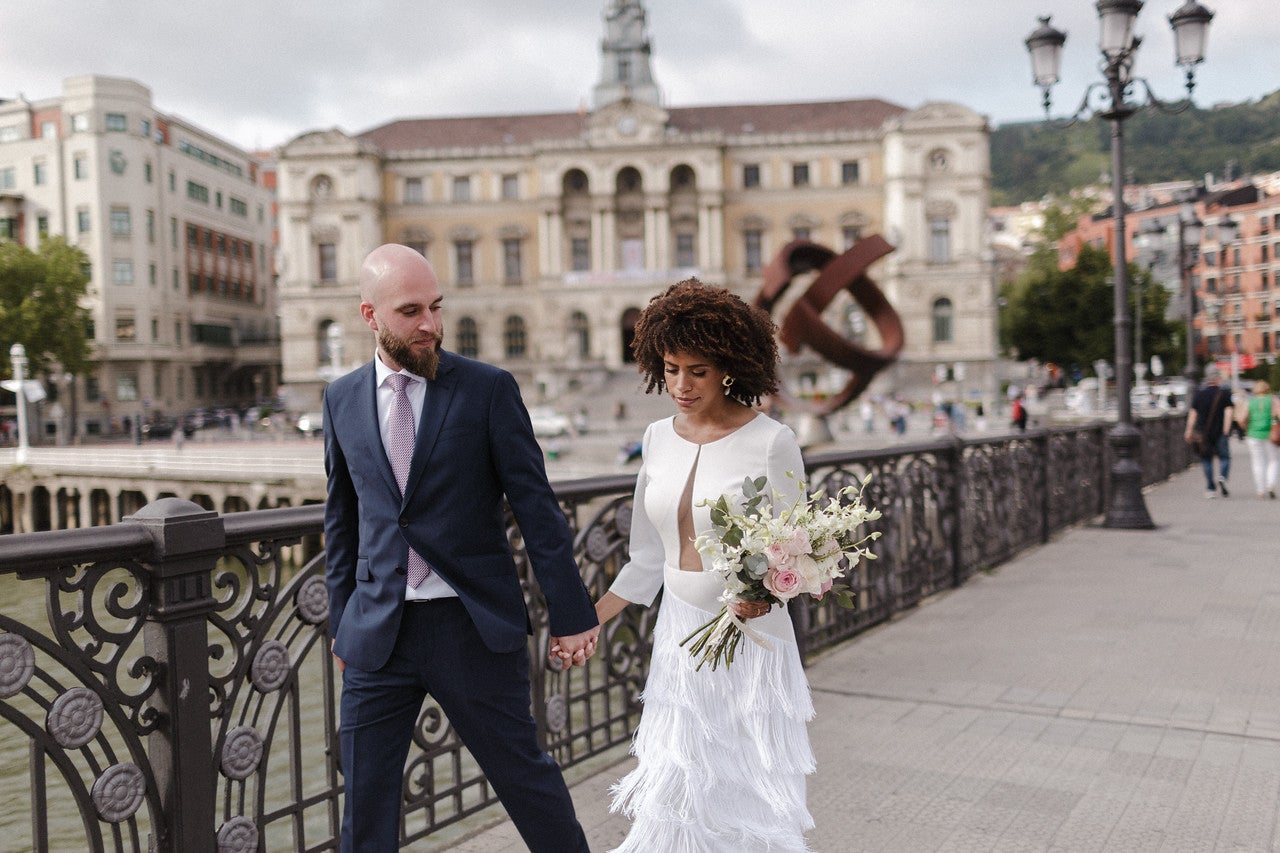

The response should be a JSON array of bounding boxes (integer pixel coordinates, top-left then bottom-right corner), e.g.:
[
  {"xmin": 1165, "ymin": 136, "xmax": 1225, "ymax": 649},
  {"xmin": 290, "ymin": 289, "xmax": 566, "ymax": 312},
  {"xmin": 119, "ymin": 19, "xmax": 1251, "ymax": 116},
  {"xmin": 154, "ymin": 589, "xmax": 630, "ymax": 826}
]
[{"xmin": 722, "ymin": 375, "xmax": 735, "ymax": 397}]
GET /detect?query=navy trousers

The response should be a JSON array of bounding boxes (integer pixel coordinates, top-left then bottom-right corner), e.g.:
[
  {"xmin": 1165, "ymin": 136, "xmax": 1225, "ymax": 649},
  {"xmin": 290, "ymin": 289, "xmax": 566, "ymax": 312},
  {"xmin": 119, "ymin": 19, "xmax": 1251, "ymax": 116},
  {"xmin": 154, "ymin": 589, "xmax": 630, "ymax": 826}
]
[{"xmin": 339, "ymin": 598, "xmax": 588, "ymax": 852}]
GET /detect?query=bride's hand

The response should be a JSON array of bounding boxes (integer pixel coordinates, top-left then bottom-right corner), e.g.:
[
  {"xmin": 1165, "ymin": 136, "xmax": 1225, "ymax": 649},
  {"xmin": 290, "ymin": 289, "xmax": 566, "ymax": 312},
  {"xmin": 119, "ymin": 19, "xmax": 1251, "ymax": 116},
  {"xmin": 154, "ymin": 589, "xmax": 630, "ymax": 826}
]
[{"xmin": 731, "ymin": 600, "xmax": 770, "ymax": 620}]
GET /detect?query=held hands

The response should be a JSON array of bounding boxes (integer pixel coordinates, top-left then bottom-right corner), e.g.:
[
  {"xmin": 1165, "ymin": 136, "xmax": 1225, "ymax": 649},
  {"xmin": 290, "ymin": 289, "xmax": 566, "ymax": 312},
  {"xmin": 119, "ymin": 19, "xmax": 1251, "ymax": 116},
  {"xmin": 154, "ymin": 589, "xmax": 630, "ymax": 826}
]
[{"xmin": 549, "ymin": 625, "xmax": 600, "ymax": 669}]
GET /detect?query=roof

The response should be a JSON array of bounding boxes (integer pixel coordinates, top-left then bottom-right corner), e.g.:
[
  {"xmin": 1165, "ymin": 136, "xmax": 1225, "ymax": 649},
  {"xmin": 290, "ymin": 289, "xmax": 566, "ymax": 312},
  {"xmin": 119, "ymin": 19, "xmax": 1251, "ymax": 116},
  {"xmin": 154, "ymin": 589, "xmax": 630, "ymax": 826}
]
[{"xmin": 357, "ymin": 98, "xmax": 908, "ymax": 151}]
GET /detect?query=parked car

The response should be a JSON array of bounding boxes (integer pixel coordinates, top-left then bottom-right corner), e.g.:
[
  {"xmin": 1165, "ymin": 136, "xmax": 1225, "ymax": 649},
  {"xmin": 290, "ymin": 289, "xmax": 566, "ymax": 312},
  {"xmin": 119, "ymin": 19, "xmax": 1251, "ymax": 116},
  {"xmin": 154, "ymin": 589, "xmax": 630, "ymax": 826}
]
[
  {"xmin": 295, "ymin": 412, "xmax": 324, "ymax": 436},
  {"xmin": 527, "ymin": 407, "xmax": 571, "ymax": 438},
  {"xmin": 141, "ymin": 418, "xmax": 178, "ymax": 439}
]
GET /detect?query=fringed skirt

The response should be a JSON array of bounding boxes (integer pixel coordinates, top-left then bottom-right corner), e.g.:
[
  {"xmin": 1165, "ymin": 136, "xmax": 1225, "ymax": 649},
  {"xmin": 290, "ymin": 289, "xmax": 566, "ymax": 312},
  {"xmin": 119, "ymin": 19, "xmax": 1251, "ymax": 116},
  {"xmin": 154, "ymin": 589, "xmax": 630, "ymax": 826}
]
[{"xmin": 608, "ymin": 566, "xmax": 816, "ymax": 853}]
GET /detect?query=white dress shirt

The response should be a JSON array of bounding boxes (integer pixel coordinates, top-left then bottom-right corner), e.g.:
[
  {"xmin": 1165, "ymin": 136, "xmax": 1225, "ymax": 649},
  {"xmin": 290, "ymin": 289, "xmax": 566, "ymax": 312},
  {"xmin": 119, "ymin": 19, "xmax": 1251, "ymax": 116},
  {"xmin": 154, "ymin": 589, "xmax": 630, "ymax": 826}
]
[{"xmin": 373, "ymin": 352, "xmax": 457, "ymax": 601}]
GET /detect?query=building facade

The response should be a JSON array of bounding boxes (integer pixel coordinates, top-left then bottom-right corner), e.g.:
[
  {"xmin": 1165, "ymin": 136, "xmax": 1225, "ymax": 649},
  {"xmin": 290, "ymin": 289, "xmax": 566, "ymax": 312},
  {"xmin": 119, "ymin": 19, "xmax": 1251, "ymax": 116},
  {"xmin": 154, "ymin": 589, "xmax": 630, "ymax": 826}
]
[
  {"xmin": 1059, "ymin": 180, "xmax": 1280, "ymax": 372},
  {"xmin": 277, "ymin": 1, "xmax": 995, "ymax": 411},
  {"xmin": 0, "ymin": 75, "xmax": 278, "ymax": 438}
]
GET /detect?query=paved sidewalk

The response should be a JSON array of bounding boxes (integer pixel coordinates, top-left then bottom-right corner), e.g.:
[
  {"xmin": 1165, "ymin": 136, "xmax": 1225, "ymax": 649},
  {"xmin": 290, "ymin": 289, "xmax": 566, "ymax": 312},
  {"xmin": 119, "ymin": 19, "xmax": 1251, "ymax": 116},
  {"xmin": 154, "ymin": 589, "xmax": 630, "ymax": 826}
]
[{"xmin": 455, "ymin": 466, "xmax": 1280, "ymax": 852}]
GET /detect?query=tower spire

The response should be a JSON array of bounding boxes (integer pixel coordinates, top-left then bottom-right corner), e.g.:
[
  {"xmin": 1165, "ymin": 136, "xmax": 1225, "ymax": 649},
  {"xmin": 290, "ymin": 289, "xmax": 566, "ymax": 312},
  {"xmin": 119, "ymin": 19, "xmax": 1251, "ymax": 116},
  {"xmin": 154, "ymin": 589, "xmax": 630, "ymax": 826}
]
[{"xmin": 592, "ymin": 0, "xmax": 661, "ymax": 110}]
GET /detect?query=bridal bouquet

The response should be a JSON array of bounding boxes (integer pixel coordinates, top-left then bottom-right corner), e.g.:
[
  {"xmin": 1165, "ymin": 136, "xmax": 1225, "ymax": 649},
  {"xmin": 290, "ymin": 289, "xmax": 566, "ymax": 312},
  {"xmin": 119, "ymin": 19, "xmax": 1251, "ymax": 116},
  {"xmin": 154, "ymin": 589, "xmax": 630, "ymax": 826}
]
[{"xmin": 680, "ymin": 473, "xmax": 881, "ymax": 671}]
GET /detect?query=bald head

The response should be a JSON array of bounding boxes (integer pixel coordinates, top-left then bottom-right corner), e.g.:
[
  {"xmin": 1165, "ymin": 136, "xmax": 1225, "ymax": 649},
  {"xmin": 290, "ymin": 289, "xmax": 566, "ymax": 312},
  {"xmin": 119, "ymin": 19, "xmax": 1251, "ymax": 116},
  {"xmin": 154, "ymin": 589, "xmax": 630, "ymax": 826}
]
[{"xmin": 359, "ymin": 243, "xmax": 436, "ymax": 306}]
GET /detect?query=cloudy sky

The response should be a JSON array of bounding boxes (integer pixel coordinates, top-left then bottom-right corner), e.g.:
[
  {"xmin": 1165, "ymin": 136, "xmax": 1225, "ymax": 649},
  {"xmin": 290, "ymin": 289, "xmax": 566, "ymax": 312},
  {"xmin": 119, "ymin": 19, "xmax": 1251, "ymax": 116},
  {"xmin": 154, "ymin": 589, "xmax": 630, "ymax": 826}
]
[{"xmin": 4, "ymin": 1, "xmax": 1276, "ymax": 152}]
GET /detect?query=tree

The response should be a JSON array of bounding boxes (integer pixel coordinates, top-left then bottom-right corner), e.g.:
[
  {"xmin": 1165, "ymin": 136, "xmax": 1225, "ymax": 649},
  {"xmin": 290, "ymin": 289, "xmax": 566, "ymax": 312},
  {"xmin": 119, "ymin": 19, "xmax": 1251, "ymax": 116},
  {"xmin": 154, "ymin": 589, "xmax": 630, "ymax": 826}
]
[
  {"xmin": 1001, "ymin": 244, "xmax": 1180, "ymax": 379},
  {"xmin": 0, "ymin": 237, "xmax": 93, "ymax": 380}
]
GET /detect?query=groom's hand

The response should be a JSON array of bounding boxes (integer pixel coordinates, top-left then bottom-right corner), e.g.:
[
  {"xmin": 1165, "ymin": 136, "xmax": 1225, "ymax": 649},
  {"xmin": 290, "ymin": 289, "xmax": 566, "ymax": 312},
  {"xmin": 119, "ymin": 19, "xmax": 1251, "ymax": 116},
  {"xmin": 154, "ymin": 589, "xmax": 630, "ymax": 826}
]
[{"xmin": 549, "ymin": 625, "xmax": 600, "ymax": 668}]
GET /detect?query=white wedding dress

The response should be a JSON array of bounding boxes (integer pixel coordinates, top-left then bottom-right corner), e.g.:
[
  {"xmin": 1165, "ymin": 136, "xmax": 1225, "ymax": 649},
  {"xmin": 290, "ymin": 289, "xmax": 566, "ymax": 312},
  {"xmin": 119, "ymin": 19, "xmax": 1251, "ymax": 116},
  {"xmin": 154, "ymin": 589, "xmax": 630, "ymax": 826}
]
[{"xmin": 606, "ymin": 414, "xmax": 816, "ymax": 852}]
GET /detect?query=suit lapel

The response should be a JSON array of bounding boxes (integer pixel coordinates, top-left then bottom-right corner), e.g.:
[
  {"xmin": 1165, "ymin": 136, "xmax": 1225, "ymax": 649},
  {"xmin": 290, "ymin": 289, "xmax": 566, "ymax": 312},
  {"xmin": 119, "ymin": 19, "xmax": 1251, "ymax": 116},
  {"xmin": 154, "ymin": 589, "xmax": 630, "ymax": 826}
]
[
  {"xmin": 404, "ymin": 350, "xmax": 458, "ymax": 500},
  {"xmin": 351, "ymin": 361, "xmax": 401, "ymax": 498}
]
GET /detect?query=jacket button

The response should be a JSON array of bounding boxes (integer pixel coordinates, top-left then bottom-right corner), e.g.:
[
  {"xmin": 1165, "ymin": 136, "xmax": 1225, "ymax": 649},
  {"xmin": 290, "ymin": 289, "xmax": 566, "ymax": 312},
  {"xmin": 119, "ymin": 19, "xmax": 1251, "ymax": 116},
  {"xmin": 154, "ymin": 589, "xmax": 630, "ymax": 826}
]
[
  {"xmin": 398, "ymin": 518, "xmax": 408, "ymax": 528},
  {"xmin": 395, "ymin": 565, "xmax": 406, "ymax": 576}
]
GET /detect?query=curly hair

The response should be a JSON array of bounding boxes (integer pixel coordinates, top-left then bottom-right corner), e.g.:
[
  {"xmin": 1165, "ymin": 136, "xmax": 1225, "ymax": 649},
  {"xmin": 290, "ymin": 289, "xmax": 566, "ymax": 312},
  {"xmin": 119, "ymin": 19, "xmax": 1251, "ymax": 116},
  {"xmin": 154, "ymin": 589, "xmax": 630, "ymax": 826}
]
[{"xmin": 631, "ymin": 278, "xmax": 780, "ymax": 405}]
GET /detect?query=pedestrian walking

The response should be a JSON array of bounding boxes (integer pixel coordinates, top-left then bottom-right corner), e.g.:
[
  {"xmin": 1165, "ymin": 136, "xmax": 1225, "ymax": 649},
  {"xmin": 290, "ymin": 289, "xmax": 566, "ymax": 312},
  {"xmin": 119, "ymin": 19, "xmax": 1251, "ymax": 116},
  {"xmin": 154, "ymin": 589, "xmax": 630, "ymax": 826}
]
[
  {"xmin": 1236, "ymin": 379, "xmax": 1279, "ymax": 498},
  {"xmin": 1185, "ymin": 366, "xmax": 1235, "ymax": 498}
]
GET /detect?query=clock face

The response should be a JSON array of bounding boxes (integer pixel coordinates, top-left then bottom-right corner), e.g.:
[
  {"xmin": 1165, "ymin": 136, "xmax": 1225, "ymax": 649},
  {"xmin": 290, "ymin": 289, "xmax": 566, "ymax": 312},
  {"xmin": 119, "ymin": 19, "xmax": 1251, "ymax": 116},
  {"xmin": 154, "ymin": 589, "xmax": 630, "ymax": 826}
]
[
  {"xmin": 312, "ymin": 175, "xmax": 332, "ymax": 198},
  {"xmin": 616, "ymin": 115, "xmax": 638, "ymax": 136},
  {"xmin": 929, "ymin": 149, "xmax": 950, "ymax": 171}
]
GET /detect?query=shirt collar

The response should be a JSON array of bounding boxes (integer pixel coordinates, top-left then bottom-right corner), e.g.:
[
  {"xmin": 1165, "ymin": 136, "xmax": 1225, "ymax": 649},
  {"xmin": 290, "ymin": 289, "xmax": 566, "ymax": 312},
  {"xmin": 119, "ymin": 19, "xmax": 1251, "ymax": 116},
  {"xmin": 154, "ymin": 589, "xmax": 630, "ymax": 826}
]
[{"xmin": 374, "ymin": 351, "xmax": 425, "ymax": 387}]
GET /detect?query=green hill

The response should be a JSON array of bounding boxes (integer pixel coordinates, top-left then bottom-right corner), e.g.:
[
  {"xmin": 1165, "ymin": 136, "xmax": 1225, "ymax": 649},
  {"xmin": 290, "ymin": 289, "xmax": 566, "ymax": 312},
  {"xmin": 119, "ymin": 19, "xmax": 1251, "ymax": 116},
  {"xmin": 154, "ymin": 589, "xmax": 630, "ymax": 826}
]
[{"xmin": 991, "ymin": 89, "xmax": 1280, "ymax": 205}]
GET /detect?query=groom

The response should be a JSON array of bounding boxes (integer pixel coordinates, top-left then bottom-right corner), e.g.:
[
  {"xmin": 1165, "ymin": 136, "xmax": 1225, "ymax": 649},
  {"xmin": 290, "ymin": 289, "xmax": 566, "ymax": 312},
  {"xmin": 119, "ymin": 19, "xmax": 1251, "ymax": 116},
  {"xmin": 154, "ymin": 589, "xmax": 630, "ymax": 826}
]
[{"xmin": 323, "ymin": 243, "xmax": 599, "ymax": 852}]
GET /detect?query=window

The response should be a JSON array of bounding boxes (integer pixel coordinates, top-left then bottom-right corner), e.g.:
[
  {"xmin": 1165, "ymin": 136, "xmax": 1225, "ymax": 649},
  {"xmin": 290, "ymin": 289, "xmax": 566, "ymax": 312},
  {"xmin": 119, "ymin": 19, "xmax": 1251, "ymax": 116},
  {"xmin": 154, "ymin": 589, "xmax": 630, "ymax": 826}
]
[
  {"xmin": 215, "ymin": 191, "xmax": 222, "ymax": 209},
  {"xmin": 0, "ymin": 126, "xmax": 17, "ymax": 143},
  {"xmin": 841, "ymin": 161, "xmax": 861, "ymax": 185},
  {"xmin": 112, "ymin": 260, "xmax": 134, "ymax": 285},
  {"xmin": 146, "ymin": 210, "xmax": 155, "ymax": 243},
  {"xmin": 71, "ymin": 113, "xmax": 89, "ymax": 133},
  {"xmin": 618, "ymin": 56, "xmax": 631, "ymax": 82},
  {"xmin": 151, "ymin": 318, "xmax": 159, "ymax": 341},
  {"xmin": 928, "ymin": 218, "xmax": 951, "ymax": 263},
  {"xmin": 932, "ymin": 297, "xmax": 954, "ymax": 343},
  {"xmin": 457, "ymin": 316, "xmax": 480, "ymax": 358},
  {"xmin": 105, "ymin": 113, "xmax": 127, "ymax": 132},
  {"xmin": 742, "ymin": 164, "xmax": 760, "ymax": 189},
  {"xmin": 793, "ymin": 227, "xmax": 811, "ymax": 241},
  {"xmin": 149, "ymin": 264, "xmax": 157, "ymax": 286},
  {"xmin": 36, "ymin": 215, "xmax": 48, "ymax": 237},
  {"xmin": 33, "ymin": 162, "xmax": 46, "ymax": 185},
  {"xmin": 503, "ymin": 315, "xmax": 527, "ymax": 358},
  {"xmin": 503, "ymin": 239, "xmax": 522, "ymax": 284},
  {"xmin": 318, "ymin": 243, "xmax": 337, "ymax": 282},
  {"xmin": 451, "ymin": 176, "xmax": 471, "ymax": 202},
  {"xmin": 144, "ymin": 161, "xmax": 152, "ymax": 183},
  {"xmin": 404, "ymin": 177, "xmax": 423, "ymax": 204},
  {"xmin": 40, "ymin": 121, "xmax": 57, "ymax": 139},
  {"xmin": 77, "ymin": 209, "xmax": 90, "ymax": 233},
  {"xmin": 842, "ymin": 226, "xmax": 863, "ymax": 250},
  {"xmin": 571, "ymin": 238, "xmax": 590, "ymax": 272},
  {"xmin": 501, "ymin": 174, "xmax": 519, "ymax": 200},
  {"xmin": 0, "ymin": 218, "xmax": 16, "ymax": 240},
  {"xmin": 569, "ymin": 311, "xmax": 590, "ymax": 359},
  {"xmin": 792, "ymin": 163, "xmax": 809, "ymax": 187},
  {"xmin": 169, "ymin": 170, "xmax": 175, "ymax": 192},
  {"xmin": 454, "ymin": 240, "xmax": 474, "ymax": 285},
  {"xmin": 186, "ymin": 181, "xmax": 209, "ymax": 203},
  {"xmin": 110, "ymin": 207, "xmax": 131, "ymax": 236},
  {"xmin": 1262, "ymin": 245, "xmax": 1269, "ymax": 262},
  {"xmin": 404, "ymin": 241, "xmax": 427, "ymax": 257},
  {"xmin": 115, "ymin": 317, "xmax": 137, "ymax": 341},
  {"xmin": 675, "ymin": 233, "xmax": 696, "ymax": 268},
  {"xmin": 229, "ymin": 197, "xmax": 247, "ymax": 217},
  {"xmin": 744, "ymin": 229, "xmax": 763, "ymax": 274},
  {"xmin": 73, "ymin": 155, "xmax": 87, "ymax": 179},
  {"xmin": 117, "ymin": 374, "xmax": 139, "ymax": 402},
  {"xmin": 141, "ymin": 119, "xmax": 151, "ymax": 138},
  {"xmin": 0, "ymin": 167, "xmax": 14, "ymax": 189}
]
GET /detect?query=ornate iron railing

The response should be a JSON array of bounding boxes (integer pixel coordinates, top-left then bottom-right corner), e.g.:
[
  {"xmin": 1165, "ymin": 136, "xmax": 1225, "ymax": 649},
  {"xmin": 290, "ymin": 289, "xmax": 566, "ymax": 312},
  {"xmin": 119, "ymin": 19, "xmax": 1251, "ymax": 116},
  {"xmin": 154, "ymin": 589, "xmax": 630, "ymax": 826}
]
[{"xmin": 0, "ymin": 414, "xmax": 1193, "ymax": 851}]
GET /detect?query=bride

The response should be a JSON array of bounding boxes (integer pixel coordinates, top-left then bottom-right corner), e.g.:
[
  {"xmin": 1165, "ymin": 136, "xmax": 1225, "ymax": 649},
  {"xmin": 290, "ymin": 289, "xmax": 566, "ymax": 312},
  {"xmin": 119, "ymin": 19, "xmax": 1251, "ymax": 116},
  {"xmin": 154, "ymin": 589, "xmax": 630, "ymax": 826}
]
[{"xmin": 592, "ymin": 279, "xmax": 815, "ymax": 852}]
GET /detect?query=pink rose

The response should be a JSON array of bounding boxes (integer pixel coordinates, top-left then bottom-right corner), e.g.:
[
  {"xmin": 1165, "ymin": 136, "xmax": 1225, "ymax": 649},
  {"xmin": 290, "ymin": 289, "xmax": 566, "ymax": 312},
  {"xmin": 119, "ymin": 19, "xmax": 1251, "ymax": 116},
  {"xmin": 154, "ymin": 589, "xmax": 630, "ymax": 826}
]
[
  {"xmin": 764, "ymin": 542, "xmax": 794, "ymax": 570},
  {"xmin": 764, "ymin": 566, "xmax": 802, "ymax": 599},
  {"xmin": 810, "ymin": 577, "xmax": 834, "ymax": 599},
  {"xmin": 781, "ymin": 527, "xmax": 811, "ymax": 557}
]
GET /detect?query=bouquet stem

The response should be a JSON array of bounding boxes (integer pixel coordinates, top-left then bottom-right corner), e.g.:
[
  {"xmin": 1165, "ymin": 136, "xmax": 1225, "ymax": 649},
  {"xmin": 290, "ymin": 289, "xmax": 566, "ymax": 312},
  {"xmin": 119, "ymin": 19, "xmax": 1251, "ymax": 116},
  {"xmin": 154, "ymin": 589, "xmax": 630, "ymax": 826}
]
[{"xmin": 679, "ymin": 606, "xmax": 772, "ymax": 671}]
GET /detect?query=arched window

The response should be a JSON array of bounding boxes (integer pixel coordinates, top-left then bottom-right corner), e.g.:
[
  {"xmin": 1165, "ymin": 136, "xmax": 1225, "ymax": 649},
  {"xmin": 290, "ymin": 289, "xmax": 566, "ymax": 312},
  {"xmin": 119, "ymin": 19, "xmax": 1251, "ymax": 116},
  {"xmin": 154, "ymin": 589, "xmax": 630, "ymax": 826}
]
[
  {"xmin": 568, "ymin": 311, "xmax": 590, "ymax": 360},
  {"xmin": 317, "ymin": 319, "xmax": 338, "ymax": 366},
  {"xmin": 932, "ymin": 297, "xmax": 954, "ymax": 343},
  {"xmin": 620, "ymin": 307, "xmax": 641, "ymax": 363},
  {"xmin": 504, "ymin": 315, "xmax": 527, "ymax": 359},
  {"xmin": 456, "ymin": 316, "xmax": 479, "ymax": 358}
]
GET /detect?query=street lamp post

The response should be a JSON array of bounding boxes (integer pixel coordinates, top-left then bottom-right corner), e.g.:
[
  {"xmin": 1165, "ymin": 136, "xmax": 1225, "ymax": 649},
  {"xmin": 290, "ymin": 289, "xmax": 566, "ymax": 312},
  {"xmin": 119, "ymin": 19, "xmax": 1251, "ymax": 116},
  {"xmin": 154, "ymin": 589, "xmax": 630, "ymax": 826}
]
[
  {"xmin": 1177, "ymin": 207, "xmax": 1208, "ymax": 392},
  {"xmin": 9, "ymin": 343, "xmax": 30, "ymax": 465},
  {"xmin": 1025, "ymin": 0, "xmax": 1215, "ymax": 529}
]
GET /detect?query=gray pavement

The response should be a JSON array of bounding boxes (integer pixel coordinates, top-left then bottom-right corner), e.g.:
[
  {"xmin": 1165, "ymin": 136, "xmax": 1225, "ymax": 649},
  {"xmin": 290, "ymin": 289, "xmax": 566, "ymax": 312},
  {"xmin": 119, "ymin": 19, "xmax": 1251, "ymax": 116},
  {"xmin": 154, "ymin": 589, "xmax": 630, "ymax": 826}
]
[{"xmin": 451, "ymin": 465, "xmax": 1280, "ymax": 852}]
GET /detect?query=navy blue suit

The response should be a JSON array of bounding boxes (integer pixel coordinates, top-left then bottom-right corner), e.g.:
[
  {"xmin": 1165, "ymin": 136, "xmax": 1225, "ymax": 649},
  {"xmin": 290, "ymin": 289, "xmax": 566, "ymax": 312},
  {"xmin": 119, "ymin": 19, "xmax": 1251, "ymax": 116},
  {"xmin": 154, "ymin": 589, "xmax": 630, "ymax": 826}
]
[{"xmin": 323, "ymin": 349, "xmax": 595, "ymax": 852}]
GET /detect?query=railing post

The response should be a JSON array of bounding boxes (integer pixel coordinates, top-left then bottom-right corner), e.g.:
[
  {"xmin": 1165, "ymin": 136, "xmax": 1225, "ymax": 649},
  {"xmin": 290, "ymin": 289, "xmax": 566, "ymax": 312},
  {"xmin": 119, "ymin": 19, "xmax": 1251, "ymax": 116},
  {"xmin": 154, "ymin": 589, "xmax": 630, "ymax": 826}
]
[
  {"xmin": 125, "ymin": 498, "xmax": 223, "ymax": 853},
  {"xmin": 948, "ymin": 436, "xmax": 966, "ymax": 587}
]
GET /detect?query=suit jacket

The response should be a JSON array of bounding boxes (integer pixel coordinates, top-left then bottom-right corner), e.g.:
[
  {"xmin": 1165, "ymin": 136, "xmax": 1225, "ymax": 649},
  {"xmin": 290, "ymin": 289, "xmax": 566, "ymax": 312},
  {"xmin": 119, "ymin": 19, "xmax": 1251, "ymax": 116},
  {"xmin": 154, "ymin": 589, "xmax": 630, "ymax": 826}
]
[{"xmin": 323, "ymin": 349, "xmax": 597, "ymax": 672}]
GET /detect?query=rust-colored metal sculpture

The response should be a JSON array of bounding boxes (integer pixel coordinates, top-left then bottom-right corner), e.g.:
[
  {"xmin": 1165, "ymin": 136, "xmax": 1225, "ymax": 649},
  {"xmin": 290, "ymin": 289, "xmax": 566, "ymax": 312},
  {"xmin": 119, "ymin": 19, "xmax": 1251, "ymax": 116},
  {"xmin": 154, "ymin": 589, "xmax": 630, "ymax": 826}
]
[{"xmin": 754, "ymin": 236, "xmax": 904, "ymax": 416}]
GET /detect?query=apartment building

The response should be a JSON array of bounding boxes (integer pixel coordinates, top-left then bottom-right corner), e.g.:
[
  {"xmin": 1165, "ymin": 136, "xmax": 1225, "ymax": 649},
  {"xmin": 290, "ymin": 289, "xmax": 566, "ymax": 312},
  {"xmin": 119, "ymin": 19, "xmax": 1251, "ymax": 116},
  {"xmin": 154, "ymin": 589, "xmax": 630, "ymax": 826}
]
[{"xmin": 0, "ymin": 75, "xmax": 277, "ymax": 437}]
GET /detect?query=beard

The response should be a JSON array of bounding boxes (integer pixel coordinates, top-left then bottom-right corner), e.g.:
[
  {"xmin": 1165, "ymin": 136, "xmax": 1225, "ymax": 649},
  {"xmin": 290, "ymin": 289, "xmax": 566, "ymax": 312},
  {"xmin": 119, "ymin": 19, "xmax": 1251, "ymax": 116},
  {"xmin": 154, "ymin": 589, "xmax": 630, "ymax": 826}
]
[{"xmin": 378, "ymin": 326, "xmax": 442, "ymax": 379}]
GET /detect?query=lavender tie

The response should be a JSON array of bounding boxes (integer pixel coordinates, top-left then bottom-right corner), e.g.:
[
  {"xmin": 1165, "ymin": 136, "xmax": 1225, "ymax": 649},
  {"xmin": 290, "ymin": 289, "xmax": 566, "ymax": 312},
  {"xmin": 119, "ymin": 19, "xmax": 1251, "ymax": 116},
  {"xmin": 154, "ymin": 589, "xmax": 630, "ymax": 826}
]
[{"xmin": 385, "ymin": 373, "xmax": 431, "ymax": 588}]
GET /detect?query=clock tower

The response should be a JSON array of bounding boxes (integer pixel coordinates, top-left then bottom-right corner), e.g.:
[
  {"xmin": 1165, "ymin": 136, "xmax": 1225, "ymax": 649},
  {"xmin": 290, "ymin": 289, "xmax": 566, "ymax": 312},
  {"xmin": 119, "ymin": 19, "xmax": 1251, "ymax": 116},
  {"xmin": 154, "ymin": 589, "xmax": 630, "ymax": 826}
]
[{"xmin": 592, "ymin": 0, "xmax": 662, "ymax": 110}]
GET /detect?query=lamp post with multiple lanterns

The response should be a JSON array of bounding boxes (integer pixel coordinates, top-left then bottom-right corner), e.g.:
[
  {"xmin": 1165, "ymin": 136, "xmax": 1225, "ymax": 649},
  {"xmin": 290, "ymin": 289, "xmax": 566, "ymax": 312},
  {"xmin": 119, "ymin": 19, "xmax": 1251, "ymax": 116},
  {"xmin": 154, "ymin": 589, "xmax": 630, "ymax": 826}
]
[{"xmin": 1024, "ymin": 0, "xmax": 1215, "ymax": 529}]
